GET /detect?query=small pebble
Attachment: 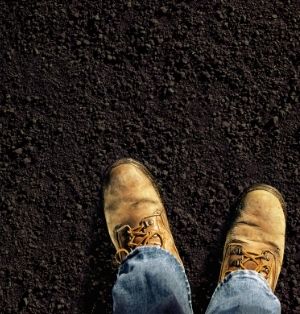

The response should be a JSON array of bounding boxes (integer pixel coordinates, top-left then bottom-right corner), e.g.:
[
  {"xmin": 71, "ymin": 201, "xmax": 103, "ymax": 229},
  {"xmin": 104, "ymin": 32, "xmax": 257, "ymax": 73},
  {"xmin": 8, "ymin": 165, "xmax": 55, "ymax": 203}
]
[
  {"xmin": 76, "ymin": 203, "xmax": 83, "ymax": 210},
  {"xmin": 15, "ymin": 148, "xmax": 23, "ymax": 155},
  {"xmin": 150, "ymin": 18, "xmax": 159, "ymax": 25},
  {"xmin": 290, "ymin": 265, "xmax": 296, "ymax": 272},
  {"xmin": 160, "ymin": 6, "xmax": 168, "ymax": 14},
  {"xmin": 24, "ymin": 158, "xmax": 31, "ymax": 164}
]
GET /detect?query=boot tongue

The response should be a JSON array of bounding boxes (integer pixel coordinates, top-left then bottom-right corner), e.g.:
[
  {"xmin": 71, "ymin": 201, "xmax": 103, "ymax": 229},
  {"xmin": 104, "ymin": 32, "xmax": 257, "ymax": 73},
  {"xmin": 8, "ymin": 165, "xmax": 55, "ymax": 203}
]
[
  {"xmin": 134, "ymin": 232, "xmax": 162, "ymax": 246},
  {"xmin": 244, "ymin": 260, "xmax": 258, "ymax": 270}
]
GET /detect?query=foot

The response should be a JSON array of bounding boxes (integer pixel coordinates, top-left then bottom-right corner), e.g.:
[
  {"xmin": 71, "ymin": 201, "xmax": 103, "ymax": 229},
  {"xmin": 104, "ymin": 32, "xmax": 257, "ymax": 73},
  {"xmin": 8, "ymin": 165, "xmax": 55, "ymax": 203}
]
[
  {"xmin": 103, "ymin": 158, "xmax": 182, "ymax": 264},
  {"xmin": 219, "ymin": 184, "xmax": 286, "ymax": 291}
]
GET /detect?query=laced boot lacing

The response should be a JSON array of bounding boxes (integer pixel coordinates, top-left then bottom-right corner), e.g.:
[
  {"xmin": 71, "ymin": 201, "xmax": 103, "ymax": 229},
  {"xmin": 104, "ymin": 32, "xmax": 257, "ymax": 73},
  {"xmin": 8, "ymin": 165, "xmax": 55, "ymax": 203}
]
[
  {"xmin": 225, "ymin": 244, "xmax": 274, "ymax": 279},
  {"xmin": 115, "ymin": 216, "xmax": 164, "ymax": 264}
]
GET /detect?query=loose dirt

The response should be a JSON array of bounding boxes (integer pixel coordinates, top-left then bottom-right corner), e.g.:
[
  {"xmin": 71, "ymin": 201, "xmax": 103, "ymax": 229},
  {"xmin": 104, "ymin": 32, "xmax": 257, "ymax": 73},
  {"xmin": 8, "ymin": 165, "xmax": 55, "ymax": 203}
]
[{"xmin": 0, "ymin": 0, "xmax": 299, "ymax": 313}]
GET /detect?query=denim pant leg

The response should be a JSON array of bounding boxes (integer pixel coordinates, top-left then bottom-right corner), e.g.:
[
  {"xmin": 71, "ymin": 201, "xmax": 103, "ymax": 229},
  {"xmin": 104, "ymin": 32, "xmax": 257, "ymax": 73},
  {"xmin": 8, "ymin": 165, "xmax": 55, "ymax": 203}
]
[
  {"xmin": 112, "ymin": 246, "xmax": 193, "ymax": 314},
  {"xmin": 206, "ymin": 270, "xmax": 281, "ymax": 314}
]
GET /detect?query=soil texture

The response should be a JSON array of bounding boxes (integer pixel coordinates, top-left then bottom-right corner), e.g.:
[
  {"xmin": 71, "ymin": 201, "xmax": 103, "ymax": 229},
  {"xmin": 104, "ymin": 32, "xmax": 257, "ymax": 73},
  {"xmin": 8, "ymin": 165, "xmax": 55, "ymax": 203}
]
[{"xmin": 0, "ymin": 0, "xmax": 299, "ymax": 313}]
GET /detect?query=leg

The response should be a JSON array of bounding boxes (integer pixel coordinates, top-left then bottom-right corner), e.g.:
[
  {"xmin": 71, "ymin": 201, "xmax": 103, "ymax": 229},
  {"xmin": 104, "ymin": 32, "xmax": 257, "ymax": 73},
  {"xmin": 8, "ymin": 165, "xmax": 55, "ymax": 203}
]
[
  {"xmin": 113, "ymin": 247, "xmax": 192, "ymax": 314},
  {"xmin": 206, "ymin": 184, "xmax": 286, "ymax": 314},
  {"xmin": 103, "ymin": 158, "xmax": 193, "ymax": 313},
  {"xmin": 206, "ymin": 270, "xmax": 281, "ymax": 313}
]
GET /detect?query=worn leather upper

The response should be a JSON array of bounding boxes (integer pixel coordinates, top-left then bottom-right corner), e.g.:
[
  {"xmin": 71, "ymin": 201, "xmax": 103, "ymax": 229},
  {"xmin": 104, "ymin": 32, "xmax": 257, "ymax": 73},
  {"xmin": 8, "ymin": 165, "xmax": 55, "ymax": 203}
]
[
  {"xmin": 219, "ymin": 184, "xmax": 286, "ymax": 291},
  {"xmin": 103, "ymin": 158, "xmax": 182, "ymax": 264}
]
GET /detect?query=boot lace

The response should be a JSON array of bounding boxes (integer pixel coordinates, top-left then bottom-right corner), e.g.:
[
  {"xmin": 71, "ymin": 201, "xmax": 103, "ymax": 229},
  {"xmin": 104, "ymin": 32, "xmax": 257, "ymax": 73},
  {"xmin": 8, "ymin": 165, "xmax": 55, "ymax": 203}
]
[
  {"xmin": 225, "ymin": 244, "xmax": 274, "ymax": 279},
  {"xmin": 115, "ymin": 217, "xmax": 164, "ymax": 264}
]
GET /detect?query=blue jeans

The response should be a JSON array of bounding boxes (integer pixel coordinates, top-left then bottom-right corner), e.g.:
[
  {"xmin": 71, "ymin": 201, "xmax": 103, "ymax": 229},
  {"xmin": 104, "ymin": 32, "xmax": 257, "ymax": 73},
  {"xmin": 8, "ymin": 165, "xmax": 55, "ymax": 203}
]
[{"xmin": 112, "ymin": 246, "xmax": 281, "ymax": 314}]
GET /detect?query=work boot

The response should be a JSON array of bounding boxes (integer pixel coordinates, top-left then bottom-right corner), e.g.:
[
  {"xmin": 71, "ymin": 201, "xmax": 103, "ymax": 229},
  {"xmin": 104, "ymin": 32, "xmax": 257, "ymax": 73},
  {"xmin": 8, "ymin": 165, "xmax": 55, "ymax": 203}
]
[
  {"xmin": 103, "ymin": 158, "xmax": 182, "ymax": 265},
  {"xmin": 219, "ymin": 184, "xmax": 286, "ymax": 291}
]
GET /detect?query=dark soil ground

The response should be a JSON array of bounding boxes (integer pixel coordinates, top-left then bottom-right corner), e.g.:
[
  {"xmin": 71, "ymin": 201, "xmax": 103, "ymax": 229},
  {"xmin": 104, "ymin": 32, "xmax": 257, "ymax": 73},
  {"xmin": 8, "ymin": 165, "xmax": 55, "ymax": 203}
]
[{"xmin": 0, "ymin": 0, "xmax": 299, "ymax": 313}]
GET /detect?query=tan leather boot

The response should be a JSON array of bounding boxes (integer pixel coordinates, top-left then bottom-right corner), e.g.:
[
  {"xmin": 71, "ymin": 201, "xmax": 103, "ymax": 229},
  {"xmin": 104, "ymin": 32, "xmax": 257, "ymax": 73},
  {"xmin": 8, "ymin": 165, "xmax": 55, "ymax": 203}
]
[
  {"xmin": 219, "ymin": 184, "xmax": 286, "ymax": 291},
  {"xmin": 103, "ymin": 158, "xmax": 182, "ymax": 265}
]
